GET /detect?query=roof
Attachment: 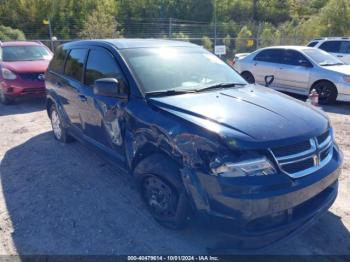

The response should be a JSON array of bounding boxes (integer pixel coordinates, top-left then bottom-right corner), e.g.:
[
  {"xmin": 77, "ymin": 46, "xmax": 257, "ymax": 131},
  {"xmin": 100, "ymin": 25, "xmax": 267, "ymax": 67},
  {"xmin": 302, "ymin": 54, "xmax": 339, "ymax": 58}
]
[
  {"xmin": 66, "ymin": 38, "xmax": 198, "ymax": 49},
  {"xmin": 311, "ymin": 37, "xmax": 350, "ymax": 41},
  {"xmin": 261, "ymin": 45, "xmax": 315, "ymax": 51},
  {"xmin": 0, "ymin": 41, "xmax": 44, "ymax": 47}
]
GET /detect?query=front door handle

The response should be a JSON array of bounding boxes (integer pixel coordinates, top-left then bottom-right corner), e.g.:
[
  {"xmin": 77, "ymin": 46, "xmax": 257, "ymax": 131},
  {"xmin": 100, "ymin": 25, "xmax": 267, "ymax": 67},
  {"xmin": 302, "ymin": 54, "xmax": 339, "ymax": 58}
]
[
  {"xmin": 78, "ymin": 94, "xmax": 87, "ymax": 102},
  {"xmin": 337, "ymin": 55, "xmax": 343, "ymax": 57}
]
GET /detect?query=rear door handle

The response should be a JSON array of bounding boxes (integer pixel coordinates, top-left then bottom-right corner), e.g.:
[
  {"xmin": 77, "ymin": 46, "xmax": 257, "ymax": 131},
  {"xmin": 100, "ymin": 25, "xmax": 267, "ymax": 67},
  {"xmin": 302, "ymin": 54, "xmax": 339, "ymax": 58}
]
[
  {"xmin": 337, "ymin": 55, "xmax": 343, "ymax": 57},
  {"xmin": 78, "ymin": 94, "xmax": 87, "ymax": 102},
  {"xmin": 56, "ymin": 81, "xmax": 63, "ymax": 87}
]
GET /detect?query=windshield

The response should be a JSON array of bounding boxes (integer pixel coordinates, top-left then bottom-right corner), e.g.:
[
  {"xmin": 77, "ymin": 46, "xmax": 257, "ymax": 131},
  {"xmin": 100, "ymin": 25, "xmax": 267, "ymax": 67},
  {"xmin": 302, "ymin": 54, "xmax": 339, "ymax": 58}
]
[
  {"xmin": 1, "ymin": 46, "xmax": 52, "ymax": 62},
  {"xmin": 121, "ymin": 47, "xmax": 247, "ymax": 94},
  {"xmin": 302, "ymin": 48, "xmax": 344, "ymax": 66}
]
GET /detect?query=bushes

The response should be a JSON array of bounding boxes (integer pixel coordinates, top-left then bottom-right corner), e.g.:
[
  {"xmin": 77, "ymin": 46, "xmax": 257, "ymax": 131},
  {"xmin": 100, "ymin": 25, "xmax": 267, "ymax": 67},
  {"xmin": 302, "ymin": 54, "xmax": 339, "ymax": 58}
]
[{"xmin": 0, "ymin": 25, "xmax": 25, "ymax": 41}]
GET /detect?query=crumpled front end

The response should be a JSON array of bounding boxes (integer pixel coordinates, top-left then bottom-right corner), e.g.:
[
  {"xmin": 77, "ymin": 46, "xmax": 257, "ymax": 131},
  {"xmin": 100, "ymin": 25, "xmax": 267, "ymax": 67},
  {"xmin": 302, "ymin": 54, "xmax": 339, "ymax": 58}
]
[{"xmin": 179, "ymin": 130, "xmax": 343, "ymax": 249}]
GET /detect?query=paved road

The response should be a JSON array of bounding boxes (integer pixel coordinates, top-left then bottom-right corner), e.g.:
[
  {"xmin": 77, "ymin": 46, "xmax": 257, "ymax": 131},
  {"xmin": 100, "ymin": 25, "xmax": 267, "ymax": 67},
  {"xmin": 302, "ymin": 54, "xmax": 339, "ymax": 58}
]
[{"xmin": 0, "ymin": 98, "xmax": 349, "ymax": 255}]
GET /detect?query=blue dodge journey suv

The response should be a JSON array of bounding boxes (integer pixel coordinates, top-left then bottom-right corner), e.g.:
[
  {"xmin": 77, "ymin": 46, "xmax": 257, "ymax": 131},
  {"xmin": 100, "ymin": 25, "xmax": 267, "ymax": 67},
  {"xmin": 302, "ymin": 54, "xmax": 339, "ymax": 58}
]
[{"xmin": 45, "ymin": 39, "xmax": 343, "ymax": 248}]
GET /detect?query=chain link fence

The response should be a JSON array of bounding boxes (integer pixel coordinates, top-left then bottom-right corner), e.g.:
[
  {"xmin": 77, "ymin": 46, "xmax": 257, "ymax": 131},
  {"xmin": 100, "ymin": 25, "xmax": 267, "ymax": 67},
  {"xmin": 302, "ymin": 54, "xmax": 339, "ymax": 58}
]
[{"xmin": 23, "ymin": 19, "xmax": 309, "ymax": 61}]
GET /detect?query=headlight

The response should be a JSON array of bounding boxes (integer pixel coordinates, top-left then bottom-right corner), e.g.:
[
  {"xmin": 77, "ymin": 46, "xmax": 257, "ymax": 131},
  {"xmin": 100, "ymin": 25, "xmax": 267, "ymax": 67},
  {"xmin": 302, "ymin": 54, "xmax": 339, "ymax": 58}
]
[
  {"xmin": 343, "ymin": 76, "xmax": 350, "ymax": 83},
  {"xmin": 210, "ymin": 157, "xmax": 276, "ymax": 177},
  {"xmin": 1, "ymin": 68, "xmax": 17, "ymax": 80}
]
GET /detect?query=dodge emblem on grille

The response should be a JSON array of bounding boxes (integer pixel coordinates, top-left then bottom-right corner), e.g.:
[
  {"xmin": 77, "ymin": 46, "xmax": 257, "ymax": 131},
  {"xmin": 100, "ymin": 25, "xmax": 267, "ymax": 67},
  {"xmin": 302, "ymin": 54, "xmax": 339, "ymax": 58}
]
[
  {"xmin": 313, "ymin": 154, "xmax": 320, "ymax": 166},
  {"xmin": 38, "ymin": 74, "xmax": 45, "ymax": 80}
]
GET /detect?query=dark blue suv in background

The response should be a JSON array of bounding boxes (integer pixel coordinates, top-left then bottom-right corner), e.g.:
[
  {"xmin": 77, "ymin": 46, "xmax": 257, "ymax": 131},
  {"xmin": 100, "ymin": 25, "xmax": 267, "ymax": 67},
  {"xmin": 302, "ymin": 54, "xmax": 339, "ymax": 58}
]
[{"xmin": 45, "ymin": 39, "xmax": 343, "ymax": 249}]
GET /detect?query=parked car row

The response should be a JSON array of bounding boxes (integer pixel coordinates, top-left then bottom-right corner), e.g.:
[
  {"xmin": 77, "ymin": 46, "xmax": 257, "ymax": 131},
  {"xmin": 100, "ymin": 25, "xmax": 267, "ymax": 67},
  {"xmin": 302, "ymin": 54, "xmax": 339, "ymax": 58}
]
[{"xmin": 234, "ymin": 46, "xmax": 350, "ymax": 104}]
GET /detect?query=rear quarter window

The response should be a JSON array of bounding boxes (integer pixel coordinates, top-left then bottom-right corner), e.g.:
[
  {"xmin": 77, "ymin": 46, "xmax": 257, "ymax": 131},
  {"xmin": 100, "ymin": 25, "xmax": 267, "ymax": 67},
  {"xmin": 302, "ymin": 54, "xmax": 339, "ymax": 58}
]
[
  {"xmin": 307, "ymin": 41, "xmax": 319, "ymax": 47},
  {"xmin": 49, "ymin": 46, "xmax": 68, "ymax": 74},
  {"xmin": 254, "ymin": 49, "xmax": 283, "ymax": 63}
]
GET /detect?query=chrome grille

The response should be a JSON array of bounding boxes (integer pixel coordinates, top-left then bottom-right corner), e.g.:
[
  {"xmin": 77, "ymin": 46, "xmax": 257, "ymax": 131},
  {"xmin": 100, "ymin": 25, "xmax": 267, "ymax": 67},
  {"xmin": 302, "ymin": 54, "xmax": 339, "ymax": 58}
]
[
  {"xmin": 19, "ymin": 72, "xmax": 45, "ymax": 81},
  {"xmin": 270, "ymin": 130, "xmax": 333, "ymax": 178}
]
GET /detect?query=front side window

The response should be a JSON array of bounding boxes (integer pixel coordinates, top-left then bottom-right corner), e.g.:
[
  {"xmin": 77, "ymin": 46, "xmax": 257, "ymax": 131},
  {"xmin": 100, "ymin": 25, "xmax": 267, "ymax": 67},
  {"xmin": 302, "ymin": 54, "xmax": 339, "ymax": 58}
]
[
  {"xmin": 339, "ymin": 41, "xmax": 350, "ymax": 54},
  {"xmin": 1, "ymin": 45, "xmax": 52, "ymax": 61},
  {"xmin": 64, "ymin": 49, "xmax": 87, "ymax": 81},
  {"xmin": 254, "ymin": 49, "xmax": 283, "ymax": 63},
  {"xmin": 121, "ymin": 47, "xmax": 246, "ymax": 93},
  {"xmin": 319, "ymin": 41, "xmax": 341, "ymax": 53},
  {"xmin": 85, "ymin": 49, "xmax": 122, "ymax": 87}
]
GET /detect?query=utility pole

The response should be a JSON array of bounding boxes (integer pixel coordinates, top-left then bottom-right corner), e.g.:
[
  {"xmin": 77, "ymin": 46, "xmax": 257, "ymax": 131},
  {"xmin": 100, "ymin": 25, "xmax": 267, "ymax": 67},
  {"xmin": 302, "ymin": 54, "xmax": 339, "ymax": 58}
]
[
  {"xmin": 43, "ymin": 18, "xmax": 54, "ymax": 51},
  {"xmin": 168, "ymin": 18, "xmax": 172, "ymax": 39},
  {"xmin": 48, "ymin": 19, "xmax": 54, "ymax": 51},
  {"xmin": 214, "ymin": 0, "xmax": 217, "ymax": 48}
]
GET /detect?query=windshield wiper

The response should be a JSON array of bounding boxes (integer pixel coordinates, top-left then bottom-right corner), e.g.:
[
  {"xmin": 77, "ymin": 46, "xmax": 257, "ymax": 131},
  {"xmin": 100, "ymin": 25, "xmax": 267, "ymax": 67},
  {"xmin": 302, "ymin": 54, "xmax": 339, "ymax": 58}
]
[
  {"xmin": 145, "ymin": 89, "xmax": 196, "ymax": 97},
  {"xmin": 320, "ymin": 62, "xmax": 344, "ymax": 66},
  {"xmin": 196, "ymin": 82, "xmax": 246, "ymax": 92}
]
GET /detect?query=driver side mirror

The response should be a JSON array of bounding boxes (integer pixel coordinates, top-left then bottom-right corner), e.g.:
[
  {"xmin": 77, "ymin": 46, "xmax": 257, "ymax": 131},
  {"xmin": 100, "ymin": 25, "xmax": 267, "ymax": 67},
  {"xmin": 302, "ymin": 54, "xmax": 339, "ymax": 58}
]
[
  {"xmin": 93, "ymin": 78, "xmax": 128, "ymax": 100},
  {"xmin": 299, "ymin": 59, "xmax": 312, "ymax": 67}
]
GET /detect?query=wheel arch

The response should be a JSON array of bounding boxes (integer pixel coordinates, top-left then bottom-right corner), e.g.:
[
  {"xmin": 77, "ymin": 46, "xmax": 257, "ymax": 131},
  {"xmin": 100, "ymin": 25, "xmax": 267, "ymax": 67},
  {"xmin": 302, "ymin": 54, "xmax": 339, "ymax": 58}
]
[
  {"xmin": 310, "ymin": 79, "xmax": 337, "ymax": 93},
  {"xmin": 130, "ymin": 142, "xmax": 183, "ymax": 173},
  {"xmin": 46, "ymin": 97, "xmax": 54, "ymax": 118}
]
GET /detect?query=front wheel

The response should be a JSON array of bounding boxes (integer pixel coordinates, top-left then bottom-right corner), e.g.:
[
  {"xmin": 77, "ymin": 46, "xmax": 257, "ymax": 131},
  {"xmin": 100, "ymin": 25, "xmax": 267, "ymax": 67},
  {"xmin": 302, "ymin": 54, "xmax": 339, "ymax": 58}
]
[
  {"xmin": 312, "ymin": 81, "xmax": 337, "ymax": 105},
  {"xmin": 134, "ymin": 154, "xmax": 192, "ymax": 229}
]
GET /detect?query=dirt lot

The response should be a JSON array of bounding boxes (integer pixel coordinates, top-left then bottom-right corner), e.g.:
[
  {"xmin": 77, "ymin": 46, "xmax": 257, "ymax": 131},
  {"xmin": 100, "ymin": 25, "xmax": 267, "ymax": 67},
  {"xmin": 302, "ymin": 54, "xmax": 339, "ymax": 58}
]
[{"xmin": 0, "ymin": 97, "xmax": 349, "ymax": 255}]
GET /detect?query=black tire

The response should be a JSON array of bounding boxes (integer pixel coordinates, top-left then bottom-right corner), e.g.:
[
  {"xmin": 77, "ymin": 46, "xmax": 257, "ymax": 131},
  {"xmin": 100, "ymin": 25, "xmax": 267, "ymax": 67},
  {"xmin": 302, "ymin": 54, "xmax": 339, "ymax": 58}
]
[
  {"xmin": 134, "ymin": 154, "xmax": 192, "ymax": 229},
  {"xmin": 312, "ymin": 81, "xmax": 337, "ymax": 105},
  {"xmin": 49, "ymin": 104, "xmax": 73, "ymax": 143},
  {"xmin": 241, "ymin": 71, "xmax": 255, "ymax": 84},
  {"xmin": 0, "ymin": 88, "xmax": 14, "ymax": 105}
]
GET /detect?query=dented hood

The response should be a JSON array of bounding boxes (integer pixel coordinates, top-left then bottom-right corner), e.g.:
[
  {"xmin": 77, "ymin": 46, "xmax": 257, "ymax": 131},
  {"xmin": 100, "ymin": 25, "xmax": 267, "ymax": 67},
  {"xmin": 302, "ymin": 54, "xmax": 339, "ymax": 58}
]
[{"xmin": 148, "ymin": 85, "xmax": 329, "ymax": 145}]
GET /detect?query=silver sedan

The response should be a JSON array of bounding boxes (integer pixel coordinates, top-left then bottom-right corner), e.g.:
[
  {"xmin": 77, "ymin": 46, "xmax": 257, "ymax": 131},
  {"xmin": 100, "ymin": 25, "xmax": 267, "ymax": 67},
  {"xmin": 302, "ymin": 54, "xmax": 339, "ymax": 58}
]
[{"xmin": 233, "ymin": 46, "xmax": 350, "ymax": 104}]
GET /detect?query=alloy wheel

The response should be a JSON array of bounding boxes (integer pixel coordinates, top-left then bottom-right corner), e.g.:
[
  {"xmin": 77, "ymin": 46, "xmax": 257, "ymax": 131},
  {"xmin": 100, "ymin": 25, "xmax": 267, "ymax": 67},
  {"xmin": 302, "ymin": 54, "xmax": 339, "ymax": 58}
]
[{"xmin": 51, "ymin": 109, "xmax": 62, "ymax": 140}]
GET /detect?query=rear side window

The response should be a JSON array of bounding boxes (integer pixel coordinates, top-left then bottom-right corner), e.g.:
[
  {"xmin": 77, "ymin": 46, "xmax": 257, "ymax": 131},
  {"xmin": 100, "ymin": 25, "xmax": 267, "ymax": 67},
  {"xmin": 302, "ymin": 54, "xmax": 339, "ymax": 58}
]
[
  {"xmin": 49, "ymin": 46, "xmax": 67, "ymax": 73},
  {"xmin": 307, "ymin": 41, "xmax": 318, "ymax": 47},
  {"xmin": 254, "ymin": 49, "xmax": 283, "ymax": 63},
  {"xmin": 282, "ymin": 50, "xmax": 309, "ymax": 66},
  {"xmin": 85, "ymin": 49, "xmax": 122, "ymax": 87},
  {"xmin": 64, "ymin": 49, "xmax": 87, "ymax": 81},
  {"xmin": 339, "ymin": 41, "xmax": 350, "ymax": 54},
  {"xmin": 319, "ymin": 41, "xmax": 341, "ymax": 53}
]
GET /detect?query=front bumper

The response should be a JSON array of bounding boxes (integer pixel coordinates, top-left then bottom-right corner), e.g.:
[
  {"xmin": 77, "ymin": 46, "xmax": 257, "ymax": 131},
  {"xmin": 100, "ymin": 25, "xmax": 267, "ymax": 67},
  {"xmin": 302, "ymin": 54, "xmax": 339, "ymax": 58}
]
[
  {"xmin": 181, "ymin": 146, "xmax": 343, "ymax": 249},
  {"xmin": 335, "ymin": 82, "xmax": 350, "ymax": 102},
  {"xmin": 0, "ymin": 80, "xmax": 46, "ymax": 97}
]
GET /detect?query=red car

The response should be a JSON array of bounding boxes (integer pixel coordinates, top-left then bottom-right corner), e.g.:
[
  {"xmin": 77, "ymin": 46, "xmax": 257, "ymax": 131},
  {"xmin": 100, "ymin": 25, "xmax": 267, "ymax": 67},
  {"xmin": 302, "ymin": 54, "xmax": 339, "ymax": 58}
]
[{"xmin": 0, "ymin": 41, "xmax": 53, "ymax": 104}]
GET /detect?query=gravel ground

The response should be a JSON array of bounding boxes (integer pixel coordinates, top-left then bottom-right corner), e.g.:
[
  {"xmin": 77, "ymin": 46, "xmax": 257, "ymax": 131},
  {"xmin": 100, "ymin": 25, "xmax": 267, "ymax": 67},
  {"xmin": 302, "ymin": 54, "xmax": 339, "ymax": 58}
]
[{"xmin": 0, "ymin": 97, "xmax": 349, "ymax": 256}]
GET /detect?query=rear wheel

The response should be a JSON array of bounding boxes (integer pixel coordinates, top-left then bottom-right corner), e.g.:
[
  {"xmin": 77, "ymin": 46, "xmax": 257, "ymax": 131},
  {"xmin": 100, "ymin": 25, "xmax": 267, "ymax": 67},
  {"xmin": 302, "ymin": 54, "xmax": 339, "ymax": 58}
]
[
  {"xmin": 312, "ymin": 81, "xmax": 337, "ymax": 104},
  {"xmin": 0, "ymin": 88, "xmax": 14, "ymax": 105},
  {"xmin": 50, "ymin": 104, "xmax": 73, "ymax": 143},
  {"xmin": 134, "ymin": 154, "xmax": 192, "ymax": 229},
  {"xmin": 241, "ymin": 71, "xmax": 255, "ymax": 84}
]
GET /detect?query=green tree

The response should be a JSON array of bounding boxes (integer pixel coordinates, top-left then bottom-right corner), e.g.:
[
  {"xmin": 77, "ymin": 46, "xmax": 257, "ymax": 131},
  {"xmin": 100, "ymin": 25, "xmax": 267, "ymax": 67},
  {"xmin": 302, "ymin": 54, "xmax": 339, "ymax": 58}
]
[
  {"xmin": 223, "ymin": 34, "xmax": 231, "ymax": 52},
  {"xmin": 171, "ymin": 32, "xmax": 189, "ymax": 41},
  {"xmin": 201, "ymin": 36, "xmax": 213, "ymax": 51},
  {"xmin": 78, "ymin": 6, "xmax": 122, "ymax": 39},
  {"xmin": 235, "ymin": 26, "xmax": 253, "ymax": 53},
  {"xmin": 0, "ymin": 25, "xmax": 25, "ymax": 40}
]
